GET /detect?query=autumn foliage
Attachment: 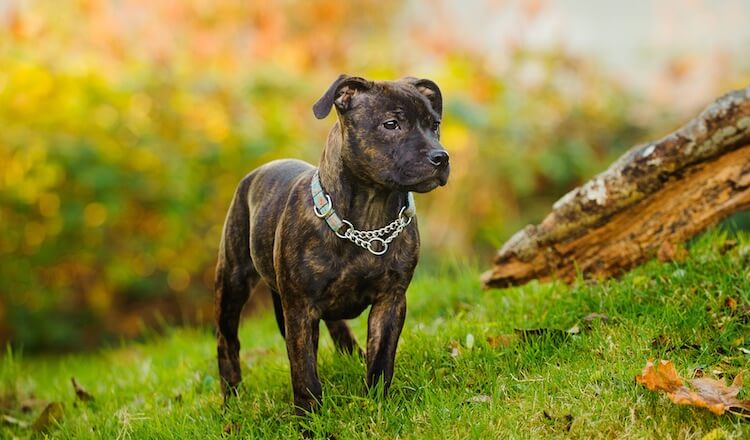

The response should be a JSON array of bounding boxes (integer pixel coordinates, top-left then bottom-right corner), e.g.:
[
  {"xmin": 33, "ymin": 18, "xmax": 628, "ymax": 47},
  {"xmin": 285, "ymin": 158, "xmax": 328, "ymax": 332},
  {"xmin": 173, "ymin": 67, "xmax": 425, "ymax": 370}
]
[{"xmin": 636, "ymin": 360, "xmax": 750, "ymax": 418}]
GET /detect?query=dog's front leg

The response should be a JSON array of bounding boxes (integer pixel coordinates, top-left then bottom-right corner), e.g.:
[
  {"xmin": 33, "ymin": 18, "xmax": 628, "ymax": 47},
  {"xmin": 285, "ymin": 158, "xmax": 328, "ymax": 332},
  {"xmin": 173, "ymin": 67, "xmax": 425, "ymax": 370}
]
[
  {"xmin": 284, "ymin": 304, "xmax": 322, "ymax": 415},
  {"xmin": 365, "ymin": 295, "xmax": 406, "ymax": 396}
]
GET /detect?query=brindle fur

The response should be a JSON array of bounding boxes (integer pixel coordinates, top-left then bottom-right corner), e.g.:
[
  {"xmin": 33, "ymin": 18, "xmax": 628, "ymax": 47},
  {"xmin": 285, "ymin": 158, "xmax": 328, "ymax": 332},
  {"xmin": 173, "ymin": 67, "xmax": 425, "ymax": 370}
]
[{"xmin": 215, "ymin": 75, "xmax": 450, "ymax": 415}]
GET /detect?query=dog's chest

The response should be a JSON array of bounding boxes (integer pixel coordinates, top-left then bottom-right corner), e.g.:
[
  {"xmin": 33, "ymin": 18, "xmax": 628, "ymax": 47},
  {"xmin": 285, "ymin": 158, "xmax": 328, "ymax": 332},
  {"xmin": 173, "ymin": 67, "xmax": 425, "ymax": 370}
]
[{"xmin": 318, "ymin": 256, "xmax": 399, "ymax": 320}]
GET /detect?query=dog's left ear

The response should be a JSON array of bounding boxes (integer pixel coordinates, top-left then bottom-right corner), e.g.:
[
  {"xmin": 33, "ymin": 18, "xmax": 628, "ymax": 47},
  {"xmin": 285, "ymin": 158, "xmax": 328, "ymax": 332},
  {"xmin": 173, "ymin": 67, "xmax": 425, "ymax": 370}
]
[
  {"xmin": 313, "ymin": 74, "xmax": 373, "ymax": 119},
  {"xmin": 404, "ymin": 77, "xmax": 442, "ymax": 116}
]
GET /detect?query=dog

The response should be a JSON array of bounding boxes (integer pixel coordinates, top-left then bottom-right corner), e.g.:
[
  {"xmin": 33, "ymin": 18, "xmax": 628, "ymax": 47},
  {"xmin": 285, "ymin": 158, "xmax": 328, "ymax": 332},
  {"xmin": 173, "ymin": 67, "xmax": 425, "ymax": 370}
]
[{"xmin": 215, "ymin": 74, "xmax": 450, "ymax": 414}]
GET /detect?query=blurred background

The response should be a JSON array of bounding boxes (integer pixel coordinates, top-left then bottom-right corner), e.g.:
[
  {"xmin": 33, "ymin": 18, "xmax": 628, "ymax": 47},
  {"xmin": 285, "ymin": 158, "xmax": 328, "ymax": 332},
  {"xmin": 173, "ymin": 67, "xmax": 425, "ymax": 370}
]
[{"xmin": 1, "ymin": 0, "xmax": 749, "ymax": 352}]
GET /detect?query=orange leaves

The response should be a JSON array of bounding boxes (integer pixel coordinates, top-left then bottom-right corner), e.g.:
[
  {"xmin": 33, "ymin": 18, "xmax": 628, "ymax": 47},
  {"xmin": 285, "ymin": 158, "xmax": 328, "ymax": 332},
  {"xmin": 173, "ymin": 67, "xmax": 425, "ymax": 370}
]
[
  {"xmin": 636, "ymin": 360, "xmax": 685, "ymax": 393},
  {"xmin": 636, "ymin": 360, "xmax": 750, "ymax": 418}
]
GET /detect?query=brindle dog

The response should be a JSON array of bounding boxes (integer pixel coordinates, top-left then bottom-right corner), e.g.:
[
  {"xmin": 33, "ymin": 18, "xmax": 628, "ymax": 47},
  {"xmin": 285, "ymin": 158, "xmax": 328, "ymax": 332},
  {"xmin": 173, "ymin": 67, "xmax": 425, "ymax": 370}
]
[{"xmin": 215, "ymin": 74, "xmax": 450, "ymax": 414}]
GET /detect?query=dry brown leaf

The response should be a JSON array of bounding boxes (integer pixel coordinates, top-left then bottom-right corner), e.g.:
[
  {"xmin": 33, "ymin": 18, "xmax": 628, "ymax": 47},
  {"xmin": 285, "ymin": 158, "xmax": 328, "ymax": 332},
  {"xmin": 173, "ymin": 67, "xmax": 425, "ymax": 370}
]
[
  {"xmin": 486, "ymin": 334, "xmax": 517, "ymax": 348},
  {"xmin": 2, "ymin": 413, "xmax": 29, "ymax": 428},
  {"xmin": 636, "ymin": 360, "xmax": 750, "ymax": 418},
  {"xmin": 71, "ymin": 377, "xmax": 95, "ymax": 402},
  {"xmin": 724, "ymin": 297, "xmax": 738, "ymax": 311},
  {"xmin": 31, "ymin": 402, "xmax": 64, "ymax": 432},
  {"xmin": 582, "ymin": 313, "xmax": 610, "ymax": 325},
  {"xmin": 636, "ymin": 360, "xmax": 684, "ymax": 392}
]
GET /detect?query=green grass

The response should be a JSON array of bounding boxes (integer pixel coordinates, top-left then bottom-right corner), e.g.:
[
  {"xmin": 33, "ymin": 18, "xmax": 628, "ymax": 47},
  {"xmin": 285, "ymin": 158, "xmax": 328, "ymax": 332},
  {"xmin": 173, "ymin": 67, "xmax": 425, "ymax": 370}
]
[{"xmin": 3, "ymin": 230, "xmax": 750, "ymax": 439}]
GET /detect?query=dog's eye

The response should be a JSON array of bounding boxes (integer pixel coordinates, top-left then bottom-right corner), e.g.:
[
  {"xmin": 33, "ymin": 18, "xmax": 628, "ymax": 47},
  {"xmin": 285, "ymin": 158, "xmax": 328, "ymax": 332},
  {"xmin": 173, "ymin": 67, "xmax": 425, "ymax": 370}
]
[
  {"xmin": 383, "ymin": 120, "xmax": 400, "ymax": 130},
  {"xmin": 432, "ymin": 121, "xmax": 441, "ymax": 133}
]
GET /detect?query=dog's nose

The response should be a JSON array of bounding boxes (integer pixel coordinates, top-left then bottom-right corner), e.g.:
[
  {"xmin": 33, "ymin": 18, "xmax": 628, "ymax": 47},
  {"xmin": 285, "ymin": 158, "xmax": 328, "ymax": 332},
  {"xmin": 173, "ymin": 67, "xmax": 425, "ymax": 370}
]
[{"xmin": 428, "ymin": 150, "xmax": 450, "ymax": 168}]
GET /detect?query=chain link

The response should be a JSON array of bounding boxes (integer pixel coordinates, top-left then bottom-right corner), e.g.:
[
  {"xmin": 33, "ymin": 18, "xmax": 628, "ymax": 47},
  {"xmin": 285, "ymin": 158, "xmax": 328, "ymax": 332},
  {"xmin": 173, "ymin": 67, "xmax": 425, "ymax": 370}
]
[
  {"xmin": 313, "ymin": 170, "xmax": 414, "ymax": 256},
  {"xmin": 339, "ymin": 207, "xmax": 413, "ymax": 255}
]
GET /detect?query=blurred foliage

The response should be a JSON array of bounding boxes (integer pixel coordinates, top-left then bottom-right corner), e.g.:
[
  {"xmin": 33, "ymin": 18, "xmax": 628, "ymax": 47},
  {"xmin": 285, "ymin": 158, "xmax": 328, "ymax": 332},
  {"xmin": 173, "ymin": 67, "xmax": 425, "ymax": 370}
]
[{"xmin": 0, "ymin": 0, "xmax": 745, "ymax": 351}]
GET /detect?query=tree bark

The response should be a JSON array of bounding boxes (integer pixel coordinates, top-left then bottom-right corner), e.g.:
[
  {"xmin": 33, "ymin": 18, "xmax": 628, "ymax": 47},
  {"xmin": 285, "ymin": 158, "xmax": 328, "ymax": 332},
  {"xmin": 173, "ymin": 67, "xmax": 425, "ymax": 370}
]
[{"xmin": 482, "ymin": 86, "xmax": 750, "ymax": 289}]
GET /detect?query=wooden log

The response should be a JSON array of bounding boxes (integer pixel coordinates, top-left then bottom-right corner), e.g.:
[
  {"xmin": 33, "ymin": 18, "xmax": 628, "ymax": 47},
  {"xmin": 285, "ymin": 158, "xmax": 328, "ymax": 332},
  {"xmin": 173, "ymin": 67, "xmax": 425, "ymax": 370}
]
[{"xmin": 482, "ymin": 86, "xmax": 750, "ymax": 289}]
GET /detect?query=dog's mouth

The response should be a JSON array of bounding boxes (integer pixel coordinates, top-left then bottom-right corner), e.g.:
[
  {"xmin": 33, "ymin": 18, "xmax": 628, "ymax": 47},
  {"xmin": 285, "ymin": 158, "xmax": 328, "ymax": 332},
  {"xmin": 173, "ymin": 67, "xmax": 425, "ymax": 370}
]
[{"xmin": 397, "ymin": 169, "xmax": 449, "ymax": 193}]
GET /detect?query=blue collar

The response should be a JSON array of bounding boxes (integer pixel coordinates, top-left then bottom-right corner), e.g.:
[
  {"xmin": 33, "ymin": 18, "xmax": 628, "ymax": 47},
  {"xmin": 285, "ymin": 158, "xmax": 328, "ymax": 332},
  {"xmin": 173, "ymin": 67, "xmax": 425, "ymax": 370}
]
[{"xmin": 310, "ymin": 170, "xmax": 415, "ymax": 255}]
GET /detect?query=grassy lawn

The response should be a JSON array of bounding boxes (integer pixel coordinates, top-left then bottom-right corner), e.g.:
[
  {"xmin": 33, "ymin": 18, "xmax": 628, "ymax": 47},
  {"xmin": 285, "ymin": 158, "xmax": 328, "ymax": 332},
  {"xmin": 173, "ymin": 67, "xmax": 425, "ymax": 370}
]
[{"xmin": 2, "ymin": 230, "xmax": 750, "ymax": 439}]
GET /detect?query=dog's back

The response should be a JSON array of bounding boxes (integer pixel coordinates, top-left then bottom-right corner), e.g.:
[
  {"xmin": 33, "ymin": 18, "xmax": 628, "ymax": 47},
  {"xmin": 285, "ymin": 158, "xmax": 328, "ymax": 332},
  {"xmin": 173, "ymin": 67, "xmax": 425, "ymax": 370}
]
[{"xmin": 217, "ymin": 159, "xmax": 313, "ymax": 291}]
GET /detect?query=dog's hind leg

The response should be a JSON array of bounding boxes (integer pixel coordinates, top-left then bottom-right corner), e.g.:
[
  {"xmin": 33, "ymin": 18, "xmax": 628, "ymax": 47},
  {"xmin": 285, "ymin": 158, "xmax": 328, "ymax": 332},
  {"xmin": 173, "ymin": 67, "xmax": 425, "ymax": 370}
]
[
  {"xmin": 215, "ymin": 178, "xmax": 258, "ymax": 401},
  {"xmin": 325, "ymin": 320, "xmax": 361, "ymax": 356}
]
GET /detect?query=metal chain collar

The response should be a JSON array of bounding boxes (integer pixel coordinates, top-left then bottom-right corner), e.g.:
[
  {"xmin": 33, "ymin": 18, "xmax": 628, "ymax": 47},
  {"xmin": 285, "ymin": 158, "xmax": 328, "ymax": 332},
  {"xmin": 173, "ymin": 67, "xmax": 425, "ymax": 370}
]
[
  {"xmin": 335, "ymin": 208, "xmax": 412, "ymax": 256},
  {"xmin": 311, "ymin": 171, "xmax": 415, "ymax": 256}
]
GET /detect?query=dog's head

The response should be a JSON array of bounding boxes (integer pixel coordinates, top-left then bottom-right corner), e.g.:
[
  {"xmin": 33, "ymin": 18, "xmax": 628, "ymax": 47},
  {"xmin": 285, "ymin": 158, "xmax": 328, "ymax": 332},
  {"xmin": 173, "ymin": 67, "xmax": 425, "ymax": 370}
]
[{"xmin": 313, "ymin": 74, "xmax": 450, "ymax": 193}]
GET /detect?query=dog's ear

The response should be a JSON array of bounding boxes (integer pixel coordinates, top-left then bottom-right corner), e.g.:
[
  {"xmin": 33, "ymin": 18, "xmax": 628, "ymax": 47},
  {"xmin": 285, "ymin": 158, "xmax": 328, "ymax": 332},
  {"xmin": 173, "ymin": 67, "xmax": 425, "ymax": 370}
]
[
  {"xmin": 404, "ymin": 77, "xmax": 443, "ymax": 116},
  {"xmin": 313, "ymin": 74, "xmax": 373, "ymax": 119}
]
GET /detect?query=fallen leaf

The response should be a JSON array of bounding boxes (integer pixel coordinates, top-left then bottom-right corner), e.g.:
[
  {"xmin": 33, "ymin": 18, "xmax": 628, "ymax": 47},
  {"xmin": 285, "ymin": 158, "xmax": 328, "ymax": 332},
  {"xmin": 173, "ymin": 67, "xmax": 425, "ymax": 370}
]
[
  {"xmin": 32, "ymin": 402, "xmax": 64, "ymax": 432},
  {"xmin": 582, "ymin": 313, "xmax": 610, "ymax": 326},
  {"xmin": 486, "ymin": 334, "xmax": 517, "ymax": 348},
  {"xmin": 2, "ymin": 413, "xmax": 29, "ymax": 428},
  {"xmin": 635, "ymin": 360, "xmax": 684, "ymax": 392},
  {"xmin": 684, "ymin": 377, "xmax": 750, "ymax": 417},
  {"xmin": 465, "ymin": 395, "xmax": 492, "ymax": 404},
  {"xmin": 71, "ymin": 377, "xmax": 95, "ymax": 402},
  {"xmin": 635, "ymin": 360, "xmax": 750, "ymax": 418},
  {"xmin": 724, "ymin": 297, "xmax": 738, "ymax": 311}
]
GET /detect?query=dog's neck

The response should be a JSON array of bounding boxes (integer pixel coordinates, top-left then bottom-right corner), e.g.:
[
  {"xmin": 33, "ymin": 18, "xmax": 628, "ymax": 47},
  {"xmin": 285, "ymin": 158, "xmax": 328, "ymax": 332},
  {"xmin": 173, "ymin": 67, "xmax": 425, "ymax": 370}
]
[{"xmin": 318, "ymin": 123, "xmax": 408, "ymax": 230}]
